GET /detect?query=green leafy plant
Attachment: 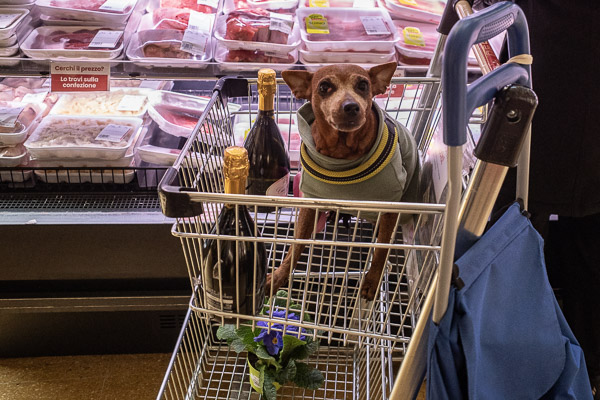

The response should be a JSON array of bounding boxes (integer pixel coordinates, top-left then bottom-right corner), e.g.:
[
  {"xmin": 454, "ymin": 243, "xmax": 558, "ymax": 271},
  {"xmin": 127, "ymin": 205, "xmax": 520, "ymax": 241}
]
[{"xmin": 216, "ymin": 290, "xmax": 324, "ymax": 399}]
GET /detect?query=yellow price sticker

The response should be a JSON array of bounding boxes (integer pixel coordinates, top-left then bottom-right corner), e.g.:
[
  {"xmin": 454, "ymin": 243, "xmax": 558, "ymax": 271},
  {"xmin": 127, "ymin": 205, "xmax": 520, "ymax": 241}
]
[
  {"xmin": 398, "ymin": 0, "xmax": 417, "ymax": 5},
  {"xmin": 403, "ymin": 27, "xmax": 425, "ymax": 47},
  {"xmin": 309, "ymin": 0, "xmax": 330, "ymax": 6},
  {"xmin": 305, "ymin": 14, "xmax": 330, "ymax": 34}
]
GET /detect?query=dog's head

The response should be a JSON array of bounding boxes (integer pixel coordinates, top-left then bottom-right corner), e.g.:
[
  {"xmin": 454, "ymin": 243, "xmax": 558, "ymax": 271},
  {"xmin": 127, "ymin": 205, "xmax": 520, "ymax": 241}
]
[{"xmin": 282, "ymin": 62, "xmax": 397, "ymax": 132}]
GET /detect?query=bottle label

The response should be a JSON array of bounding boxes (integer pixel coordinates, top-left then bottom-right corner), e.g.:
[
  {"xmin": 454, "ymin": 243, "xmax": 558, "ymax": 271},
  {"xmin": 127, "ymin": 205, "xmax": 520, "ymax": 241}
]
[
  {"xmin": 204, "ymin": 287, "xmax": 234, "ymax": 313},
  {"xmin": 265, "ymin": 173, "xmax": 290, "ymax": 197},
  {"xmin": 305, "ymin": 14, "xmax": 329, "ymax": 34}
]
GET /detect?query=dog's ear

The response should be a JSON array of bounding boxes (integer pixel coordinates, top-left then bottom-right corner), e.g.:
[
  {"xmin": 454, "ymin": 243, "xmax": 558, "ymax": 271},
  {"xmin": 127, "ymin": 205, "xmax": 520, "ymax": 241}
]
[
  {"xmin": 368, "ymin": 62, "xmax": 397, "ymax": 96},
  {"xmin": 282, "ymin": 70, "xmax": 314, "ymax": 100}
]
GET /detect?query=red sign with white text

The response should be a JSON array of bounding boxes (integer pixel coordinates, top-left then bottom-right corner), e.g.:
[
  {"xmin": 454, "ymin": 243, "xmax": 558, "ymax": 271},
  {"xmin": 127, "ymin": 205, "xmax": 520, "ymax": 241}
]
[{"xmin": 50, "ymin": 62, "xmax": 110, "ymax": 92}]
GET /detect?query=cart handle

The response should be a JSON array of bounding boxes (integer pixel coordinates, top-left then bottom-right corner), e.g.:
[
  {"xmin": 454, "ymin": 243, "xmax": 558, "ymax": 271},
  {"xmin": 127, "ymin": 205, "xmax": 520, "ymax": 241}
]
[{"xmin": 443, "ymin": 1, "xmax": 531, "ymax": 146}]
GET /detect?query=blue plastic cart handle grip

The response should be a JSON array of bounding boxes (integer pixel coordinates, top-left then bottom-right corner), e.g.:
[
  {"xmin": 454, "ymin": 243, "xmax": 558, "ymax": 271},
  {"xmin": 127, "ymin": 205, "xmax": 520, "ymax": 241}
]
[{"xmin": 442, "ymin": 1, "xmax": 531, "ymax": 146}]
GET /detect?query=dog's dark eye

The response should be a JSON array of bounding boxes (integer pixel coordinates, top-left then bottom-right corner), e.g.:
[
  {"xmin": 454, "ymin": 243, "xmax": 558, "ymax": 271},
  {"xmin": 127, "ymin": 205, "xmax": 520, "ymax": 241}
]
[
  {"xmin": 356, "ymin": 80, "xmax": 369, "ymax": 92},
  {"xmin": 318, "ymin": 81, "xmax": 333, "ymax": 95}
]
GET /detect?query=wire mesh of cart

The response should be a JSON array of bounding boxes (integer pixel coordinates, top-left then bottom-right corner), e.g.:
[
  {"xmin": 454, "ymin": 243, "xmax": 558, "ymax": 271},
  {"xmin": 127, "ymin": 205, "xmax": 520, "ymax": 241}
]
[{"xmin": 156, "ymin": 70, "xmax": 486, "ymax": 400}]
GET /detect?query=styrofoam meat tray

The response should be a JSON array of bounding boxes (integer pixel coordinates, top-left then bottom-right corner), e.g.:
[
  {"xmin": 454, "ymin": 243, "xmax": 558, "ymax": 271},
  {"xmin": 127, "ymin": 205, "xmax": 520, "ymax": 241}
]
[
  {"xmin": 50, "ymin": 88, "xmax": 152, "ymax": 118},
  {"xmin": 146, "ymin": 0, "xmax": 221, "ymax": 15},
  {"xmin": 126, "ymin": 29, "xmax": 213, "ymax": 69},
  {"xmin": 35, "ymin": 0, "xmax": 137, "ymax": 25},
  {"xmin": 296, "ymin": 7, "xmax": 399, "ymax": 53},
  {"xmin": 21, "ymin": 26, "xmax": 124, "ymax": 59},
  {"xmin": 0, "ymin": 101, "xmax": 42, "ymax": 146},
  {"xmin": 147, "ymin": 90, "xmax": 241, "ymax": 137},
  {"xmin": 24, "ymin": 116, "xmax": 143, "ymax": 160},
  {"xmin": 0, "ymin": 144, "xmax": 27, "ymax": 167},
  {"xmin": 214, "ymin": 13, "xmax": 301, "ymax": 55},
  {"xmin": 215, "ymin": 44, "xmax": 299, "ymax": 73},
  {"xmin": 0, "ymin": 8, "xmax": 28, "ymax": 41},
  {"xmin": 299, "ymin": 45, "xmax": 395, "ymax": 64},
  {"xmin": 247, "ymin": 0, "xmax": 297, "ymax": 10},
  {"xmin": 382, "ymin": 0, "xmax": 445, "ymax": 24}
]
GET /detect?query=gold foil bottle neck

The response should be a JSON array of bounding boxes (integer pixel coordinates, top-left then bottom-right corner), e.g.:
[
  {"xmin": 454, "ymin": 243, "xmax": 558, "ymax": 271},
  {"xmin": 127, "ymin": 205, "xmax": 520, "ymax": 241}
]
[
  {"xmin": 223, "ymin": 146, "xmax": 249, "ymax": 196},
  {"xmin": 258, "ymin": 68, "xmax": 276, "ymax": 111}
]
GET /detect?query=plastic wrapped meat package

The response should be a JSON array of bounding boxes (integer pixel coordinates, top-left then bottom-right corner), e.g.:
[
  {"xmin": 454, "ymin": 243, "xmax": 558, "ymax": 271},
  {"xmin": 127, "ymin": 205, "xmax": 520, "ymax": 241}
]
[
  {"xmin": 299, "ymin": 44, "xmax": 395, "ymax": 65},
  {"xmin": 393, "ymin": 18, "xmax": 437, "ymax": 65},
  {"xmin": 222, "ymin": 0, "xmax": 297, "ymax": 13},
  {"xmin": 50, "ymin": 89, "xmax": 151, "ymax": 118},
  {"xmin": 0, "ymin": 144, "xmax": 27, "ymax": 167},
  {"xmin": 35, "ymin": 0, "xmax": 138, "ymax": 25},
  {"xmin": 0, "ymin": 80, "xmax": 58, "ymax": 116},
  {"xmin": 126, "ymin": 29, "xmax": 213, "ymax": 68},
  {"xmin": 381, "ymin": 0, "xmax": 445, "ymax": 24},
  {"xmin": 214, "ymin": 10, "xmax": 299, "ymax": 55},
  {"xmin": 215, "ymin": 44, "xmax": 298, "ymax": 72},
  {"xmin": 297, "ymin": 8, "xmax": 399, "ymax": 53},
  {"xmin": 146, "ymin": 0, "xmax": 220, "ymax": 14},
  {"xmin": 137, "ymin": 8, "xmax": 195, "ymax": 31},
  {"xmin": 298, "ymin": 0, "xmax": 375, "ymax": 7},
  {"xmin": 21, "ymin": 26, "xmax": 125, "ymax": 59},
  {"xmin": 147, "ymin": 90, "xmax": 241, "ymax": 137},
  {"xmin": 233, "ymin": 111, "xmax": 300, "ymax": 167},
  {"xmin": 24, "ymin": 116, "xmax": 143, "ymax": 160},
  {"xmin": 0, "ymin": 101, "xmax": 43, "ymax": 146}
]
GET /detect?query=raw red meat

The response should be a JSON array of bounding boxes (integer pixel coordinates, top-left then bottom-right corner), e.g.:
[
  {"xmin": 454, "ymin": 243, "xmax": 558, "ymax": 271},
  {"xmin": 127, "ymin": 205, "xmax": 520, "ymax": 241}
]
[
  {"xmin": 160, "ymin": 0, "xmax": 215, "ymax": 13},
  {"xmin": 306, "ymin": 17, "xmax": 393, "ymax": 42},
  {"xmin": 32, "ymin": 29, "xmax": 122, "ymax": 50},
  {"xmin": 152, "ymin": 7, "xmax": 191, "ymax": 30},
  {"xmin": 225, "ymin": 49, "xmax": 292, "ymax": 63},
  {"xmin": 49, "ymin": 0, "xmax": 133, "ymax": 13},
  {"xmin": 225, "ymin": 9, "xmax": 290, "ymax": 45}
]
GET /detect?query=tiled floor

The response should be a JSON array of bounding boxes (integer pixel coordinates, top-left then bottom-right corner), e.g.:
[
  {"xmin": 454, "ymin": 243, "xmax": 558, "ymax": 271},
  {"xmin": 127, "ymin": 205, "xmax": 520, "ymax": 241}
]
[{"xmin": 0, "ymin": 353, "xmax": 172, "ymax": 400}]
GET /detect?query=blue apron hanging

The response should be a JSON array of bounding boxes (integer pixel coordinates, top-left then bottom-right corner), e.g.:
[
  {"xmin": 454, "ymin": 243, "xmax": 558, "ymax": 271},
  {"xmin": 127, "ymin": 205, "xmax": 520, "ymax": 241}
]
[{"xmin": 427, "ymin": 202, "xmax": 592, "ymax": 399}]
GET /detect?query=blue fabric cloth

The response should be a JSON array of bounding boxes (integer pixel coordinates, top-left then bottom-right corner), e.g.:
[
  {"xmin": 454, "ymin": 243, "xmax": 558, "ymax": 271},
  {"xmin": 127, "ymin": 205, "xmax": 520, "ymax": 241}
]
[{"xmin": 427, "ymin": 203, "xmax": 592, "ymax": 399}]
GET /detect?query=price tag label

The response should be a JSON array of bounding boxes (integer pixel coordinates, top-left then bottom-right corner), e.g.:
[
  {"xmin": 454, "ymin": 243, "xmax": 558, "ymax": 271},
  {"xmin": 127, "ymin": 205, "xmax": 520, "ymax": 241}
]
[
  {"xmin": 353, "ymin": 0, "xmax": 374, "ymax": 7},
  {"xmin": 88, "ymin": 30, "xmax": 123, "ymax": 48},
  {"xmin": 269, "ymin": 12, "xmax": 293, "ymax": 35},
  {"xmin": 0, "ymin": 13, "xmax": 19, "ymax": 29},
  {"xmin": 360, "ymin": 16, "xmax": 390, "ymax": 36},
  {"xmin": 181, "ymin": 11, "xmax": 214, "ymax": 56},
  {"xmin": 0, "ymin": 106, "xmax": 24, "ymax": 127},
  {"xmin": 197, "ymin": 0, "xmax": 218, "ymax": 8},
  {"xmin": 117, "ymin": 95, "xmax": 146, "ymax": 112},
  {"xmin": 305, "ymin": 14, "xmax": 329, "ymax": 34},
  {"xmin": 403, "ymin": 27, "xmax": 425, "ymax": 46},
  {"xmin": 99, "ymin": 0, "xmax": 132, "ymax": 12},
  {"xmin": 96, "ymin": 124, "xmax": 131, "ymax": 142},
  {"xmin": 22, "ymin": 91, "xmax": 49, "ymax": 104}
]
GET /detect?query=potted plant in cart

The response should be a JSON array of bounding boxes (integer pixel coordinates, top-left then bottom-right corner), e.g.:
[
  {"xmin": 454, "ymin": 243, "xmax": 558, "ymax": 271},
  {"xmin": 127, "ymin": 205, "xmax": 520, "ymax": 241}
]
[{"xmin": 216, "ymin": 291, "xmax": 324, "ymax": 399}]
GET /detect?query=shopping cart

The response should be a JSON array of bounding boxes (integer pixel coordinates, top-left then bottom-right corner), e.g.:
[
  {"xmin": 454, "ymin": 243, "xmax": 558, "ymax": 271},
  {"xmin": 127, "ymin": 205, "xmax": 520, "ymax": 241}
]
[{"xmin": 156, "ymin": 2, "xmax": 533, "ymax": 399}]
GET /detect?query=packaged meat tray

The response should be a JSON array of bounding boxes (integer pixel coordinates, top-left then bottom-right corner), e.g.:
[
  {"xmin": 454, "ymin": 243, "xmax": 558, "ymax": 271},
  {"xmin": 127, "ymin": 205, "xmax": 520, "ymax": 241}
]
[
  {"xmin": 35, "ymin": 0, "xmax": 138, "ymax": 25},
  {"xmin": 299, "ymin": 45, "xmax": 395, "ymax": 64},
  {"xmin": 147, "ymin": 90, "xmax": 242, "ymax": 137},
  {"xmin": 24, "ymin": 116, "xmax": 142, "ymax": 160},
  {"xmin": 393, "ymin": 18, "xmax": 437, "ymax": 65},
  {"xmin": 215, "ymin": 44, "xmax": 299, "ymax": 72},
  {"xmin": 38, "ymin": 13, "xmax": 127, "ymax": 29},
  {"xmin": 21, "ymin": 26, "xmax": 124, "ymax": 60},
  {"xmin": 246, "ymin": 0, "xmax": 298, "ymax": 11},
  {"xmin": 0, "ymin": 144, "xmax": 27, "ymax": 167},
  {"xmin": 126, "ymin": 29, "xmax": 213, "ymax": 69},
  {"xmin": 215, "ymin": 11, "xmax": 300, "ymax": 55},
  {"xmin": 381, "ymin": 0, "xmax": 445, "ymax": 24},
  {"xmin": 299, "ymin": 0, "xmax": 375, "ymax": 7},
  {"xmin": 0, "ymin": 102, "xmax": 42, "ymax": 146},
  {"xmin": 34, "ymin": 167, "xmax": 136, "ymax": 184},
  {"xmin": 146, "ymin": 0, "xmax": 220, "ymax": 14},
  {"xmin": 50, "ymin": 89, "xmax": 151, "ymax": 117},
  {"xmin": 138, "ymin": 8, "xmax": 195, "ymax": 31},
  {"xmin": 0, "ymin": 8, "xmax": 28, "ymax": 41},
  {"xmin": 297, "ymin": 8, "xmax": 399, "ymax": 53}
]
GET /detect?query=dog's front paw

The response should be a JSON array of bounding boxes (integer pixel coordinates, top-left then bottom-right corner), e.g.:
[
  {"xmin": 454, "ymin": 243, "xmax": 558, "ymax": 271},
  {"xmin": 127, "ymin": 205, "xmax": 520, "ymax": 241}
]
[
  {"xmin": 265, "ymin": 268, "xmax": 290, "ymax": 295},
  {"xmin": 361, "ymin": 272, "xmax": 380, "ymax": 301}
]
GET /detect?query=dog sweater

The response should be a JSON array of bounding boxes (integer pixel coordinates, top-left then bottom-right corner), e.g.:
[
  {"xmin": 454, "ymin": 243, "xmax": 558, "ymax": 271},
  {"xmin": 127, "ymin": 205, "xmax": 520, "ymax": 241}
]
[{"xmin": 297, "ymin": 102, "xmax": 420, "ymax": 221}]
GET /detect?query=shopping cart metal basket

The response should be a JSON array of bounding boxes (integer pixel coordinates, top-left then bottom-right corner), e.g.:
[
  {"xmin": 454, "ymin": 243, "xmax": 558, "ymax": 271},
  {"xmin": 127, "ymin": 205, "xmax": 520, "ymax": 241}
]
[{"xmin": 156, "ymin": 3, "xmax": 533, "ymax": 399}]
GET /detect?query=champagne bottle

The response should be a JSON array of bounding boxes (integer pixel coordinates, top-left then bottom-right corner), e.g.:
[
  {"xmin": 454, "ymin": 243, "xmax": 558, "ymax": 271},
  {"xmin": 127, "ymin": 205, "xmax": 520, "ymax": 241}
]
[
  {"xmin": 202, "ymin": 146, "xmax": 267, "ymax": 317},
  {"xmin": 244, "ymin": 68, "xmax": 291, "ymax": 213}
]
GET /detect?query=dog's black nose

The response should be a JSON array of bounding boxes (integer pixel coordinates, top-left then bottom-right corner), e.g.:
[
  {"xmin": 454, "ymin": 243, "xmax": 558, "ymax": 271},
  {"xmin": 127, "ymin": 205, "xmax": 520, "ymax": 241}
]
[{"xmin": 343, "ymin": 101, "xmax": 360, "ymax": 117}]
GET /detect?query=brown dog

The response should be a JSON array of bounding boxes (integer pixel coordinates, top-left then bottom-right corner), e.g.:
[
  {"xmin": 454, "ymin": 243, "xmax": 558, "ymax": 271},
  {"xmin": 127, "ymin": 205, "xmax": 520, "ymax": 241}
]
[{"xmin": 269, "ymin": 62, "xmax": 418, "ymax": 300}]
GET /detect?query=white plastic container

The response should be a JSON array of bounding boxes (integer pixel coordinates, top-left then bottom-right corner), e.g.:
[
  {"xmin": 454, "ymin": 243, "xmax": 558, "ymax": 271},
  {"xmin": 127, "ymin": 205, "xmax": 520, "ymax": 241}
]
[
  {"xmin": 246, "ymin": 0, "xmax": 298, "ymax": 10},
  {"xmin": 214, "ymin": 13, "xmax": 300, "ymax": 55},
  {"xmin": 35, "ymin": 0, "xmax": 138, "ymax": 25},
  {"xmin": 38, "ymin": 13, "xmax": 126, "ymax": 28},
  {"xmin": 0, "ymin": 42, "xmax": 17, "ymax": 56},
  {"xmin": 34, "ymin": 167, "xmax": 136, "ymax": 184},
  {"xmin": 0, "ymin": 8, "xmax": 28, "ymax": 41},
  {"xmin": 297, "ymin": 8, "xmax": 399, "ymax": 53},
  {"xmin": 137, "ymin": 144, "xmax": 180, "ymax": 165},
  {"xmin": 0, "ymin": 32, "xmax": 16, "ymax": 47},
  {"xmin": 380, "ymin": 0, "xmax": 444, "ymax": 24},
  {"xmin": 50, "ymin": 89, "xmax": 151, "ymax": 118},
  {"xmin": 21, "ymin": 26, "xmax": 124, "ymax": 60},
  {"xmin": 146, "ymin": 0, "xmax": 221, "ymax": 14},
  {"xmin": 0, "ymin": 144, "xmax": 27, "ymax": 167},
  {"xmin": 0, "ymin": 102, "xmax": 41, "ymax": 146},
  {"xmin": 299, "ymin": 45, "xmax": 395, "ymax": 64},
  {"xmin": 126, "ymin": 29, "xmax": 213, "ymax": 69},
  {"xmin": 147, "ymin": 90, "xmax": 242, "ymax": 137},
  {"xmin": 24, "ymin": 116, "xmax": 143, "ymax": 160},
  {"xmin": 215, "ymin": 43, "xmax": 298, "ymax": 73}
]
